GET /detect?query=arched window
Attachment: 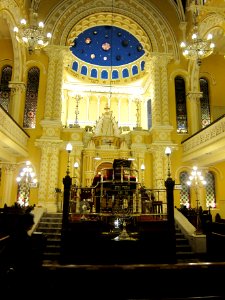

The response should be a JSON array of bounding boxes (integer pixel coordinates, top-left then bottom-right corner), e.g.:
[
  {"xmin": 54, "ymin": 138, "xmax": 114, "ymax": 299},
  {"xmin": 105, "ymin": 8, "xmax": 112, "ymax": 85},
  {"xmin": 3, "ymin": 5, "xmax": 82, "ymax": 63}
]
[
  {"xmin": 122, "ymin": 68, "xmax": 129, "ymax": 78},
  {"xmin": 90, "ymin": 68, "xmax": 97, "ymax": 78},
  {"xmin": 132, "ymin": 65, "xmax": 138, "ymax": 75},
  {"xmin": 101, "ymin": 70, "xmax": 108, "ymax": 79},
  {"xmin": 72, "ymin": 61, "xmax": 78, "ymax": 72},
  {"xmin": 0, "ymin": 65, "xmax": 12, "ymax": 112},
  {"xmin": 23, "ymin": 67, "xmax": 40, "ymax": 128},
  {"xmin": 112, "ymin": 70, "xmax": 119, "ymax": 79},
  {"xmin": 81, "ymin": 65, "xmax": 87, "ymax": 76},
  {"xmin": 205, "ymin": 171, "xmax": 216, "ymax": 208},
  {"xmin": 200, "ymin": 77, "xmax": 211, "ymax": 128},
  {"xmin": 179, "ymin": 171, "xmax": 190, "ymax": 208},
  {"xmin": 175, "ymin": 76, "xmax": 188, "ymax": 133},
  {"xmin": 141, "ymin": 61, "xmax": 145, "ymax": 71}
]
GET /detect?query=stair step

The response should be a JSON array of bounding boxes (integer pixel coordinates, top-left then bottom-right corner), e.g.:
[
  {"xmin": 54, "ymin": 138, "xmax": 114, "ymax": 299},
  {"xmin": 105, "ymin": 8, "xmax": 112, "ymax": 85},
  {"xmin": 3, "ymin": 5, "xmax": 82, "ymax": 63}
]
[
  {"xmin": 35, "ymin": 227, "xmax": 62, "ymax": 233},
  {"xmin": 176, "ymin": 244, "xmax": 192, "ymax": 252},
  {"xmin": 36, "ymin": 223, "xmax": 62, "ymax": 229},
  {"xmin": 46, "ymin": 245, "xmax": 61, "ymax": 251},
  {"xmin": 43, "ymin": 213, "xmax": 63, "ymax": 217},
  {"xmin": 176, "ymin": 238, "xmax": 189, "ymax": 245},
  {"xmin": 34, "ymin": 213, "xmax": 63, "ymax": 262}
]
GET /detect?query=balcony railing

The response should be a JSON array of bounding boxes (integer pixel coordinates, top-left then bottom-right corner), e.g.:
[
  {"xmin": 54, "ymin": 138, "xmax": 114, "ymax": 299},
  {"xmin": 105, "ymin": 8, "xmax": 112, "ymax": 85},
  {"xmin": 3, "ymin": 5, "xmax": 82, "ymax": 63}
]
[
  {"xmin": 0, "ymin": 105, "xmax": 29, "ymax": 158},
  {"xmin": 182, "ymin": 114, "xmax": 225, "ymax": 164}
]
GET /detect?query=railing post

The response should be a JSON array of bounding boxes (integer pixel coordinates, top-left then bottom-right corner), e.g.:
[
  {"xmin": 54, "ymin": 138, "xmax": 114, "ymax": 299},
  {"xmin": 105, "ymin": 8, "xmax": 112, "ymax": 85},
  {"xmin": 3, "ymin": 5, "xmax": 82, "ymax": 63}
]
[
  {"xmin": 165, "ymin": 176, "xmax": 176, "ymax": 262},
  {"xmin": 62, "ymin": 174, "xmax": 72, "ymax": 229}
]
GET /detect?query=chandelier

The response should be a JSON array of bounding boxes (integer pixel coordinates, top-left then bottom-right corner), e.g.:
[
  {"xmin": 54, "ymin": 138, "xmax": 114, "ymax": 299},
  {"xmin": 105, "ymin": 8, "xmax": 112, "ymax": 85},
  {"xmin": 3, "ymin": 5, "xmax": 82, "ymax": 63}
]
[
  {"xmin": 13, "ymin": 10, "xmax": 52, "ymax": 54},
  {"xmin": 16, "ymin": 161, "xmax": 38, "ymax": 207},
  {"xmin": 187, "ymin": 166, "xmax": 206, "ymax": 234},
  {"xmin": 180, "ymin": 9, "xmax": 215, "ymax": 66}
]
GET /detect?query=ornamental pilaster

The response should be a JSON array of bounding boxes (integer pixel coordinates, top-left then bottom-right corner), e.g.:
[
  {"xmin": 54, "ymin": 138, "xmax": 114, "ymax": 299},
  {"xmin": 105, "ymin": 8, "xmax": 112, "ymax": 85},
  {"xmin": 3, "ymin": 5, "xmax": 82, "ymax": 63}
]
[
  {"xmin": 35, "ymin": 140, "xmax": 62, "ymax": 211},
  {"xmin": 149, "ymin": 144, "xmax": 176, "ymax": 190},
  {"xmin": 44, "ymin": 46, "xmax": 72, "ymax": 120},
  {"xmin": 39, "ymin": 119, "xmax": 62, "ymax": 139},
  {"xmin": 150, "ymin": 147, "xmax": 165, "ymax": 189},
  {"xmin": 148, "ymin": 56, "xmax": 161, "ymax": 126},
  {"xmin": 147, "ymin": 54, "xmax": 172, "ymax": 127},
  {"xmin": 8, "ymin": 81, "xmax": 26, "ymax": 123},
  {"xmin": 150, "ymin": 125, "xmax": 174, "ymax": 144}
]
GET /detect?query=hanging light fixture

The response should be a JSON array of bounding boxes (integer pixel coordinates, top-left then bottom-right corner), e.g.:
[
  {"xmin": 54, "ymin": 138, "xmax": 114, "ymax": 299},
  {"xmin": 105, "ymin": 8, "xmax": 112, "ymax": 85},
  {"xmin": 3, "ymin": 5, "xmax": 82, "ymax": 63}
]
[
  {"xmin": 180, "ymin": 8, "xmax": 215, "ymax": 66},
  {"xmin": 186, "ymin": 166, "xmax": 207, "ymax": 235},
  {"xmin": 94, "ymin": 153, "xmax": 101, "ymax": 161},
  {"xmin": 13, "ymin": 9, "xmax": 52, "ymax": 54},
  {"xmin": 16, "ymin": 161, "xmax": 38, "ymax": 207}
]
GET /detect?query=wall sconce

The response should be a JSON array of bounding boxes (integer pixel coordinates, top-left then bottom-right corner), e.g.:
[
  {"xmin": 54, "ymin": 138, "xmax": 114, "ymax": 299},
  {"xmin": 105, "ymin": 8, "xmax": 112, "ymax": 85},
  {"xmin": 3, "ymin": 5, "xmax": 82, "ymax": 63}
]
[
  {"xmin": 165, "ymin": 147, "xmax": 172, "ymax": 178},
  {"xmin": 74, "ymin": 162, "xmax": 79, "ymax": 169},
  {"xmin": 66, "ymin": 143, "xmax": 73, "ymax": 175},
  {"xmin": 94, "ymin": 153, "xmax": 101, "ymax": 161}
]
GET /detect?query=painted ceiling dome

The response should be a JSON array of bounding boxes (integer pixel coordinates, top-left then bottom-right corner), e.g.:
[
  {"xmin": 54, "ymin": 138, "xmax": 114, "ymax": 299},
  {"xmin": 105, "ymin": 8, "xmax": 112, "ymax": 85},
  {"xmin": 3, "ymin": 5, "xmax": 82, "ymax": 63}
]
[
  {"xmin": 70, "ymin": 25, "xmax": 145, "ymax": 67},
  {"xmin": 70, "ymin": 25, "xmax": 146, "ymax": 82}
]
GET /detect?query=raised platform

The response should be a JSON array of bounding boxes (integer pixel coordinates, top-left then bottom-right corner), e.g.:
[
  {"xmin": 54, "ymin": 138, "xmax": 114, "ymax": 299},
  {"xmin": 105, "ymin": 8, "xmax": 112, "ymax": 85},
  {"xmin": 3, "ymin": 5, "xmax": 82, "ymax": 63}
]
[{"xmin": 61, "ymin": 214, "xmax": 175, "ymax": 265}]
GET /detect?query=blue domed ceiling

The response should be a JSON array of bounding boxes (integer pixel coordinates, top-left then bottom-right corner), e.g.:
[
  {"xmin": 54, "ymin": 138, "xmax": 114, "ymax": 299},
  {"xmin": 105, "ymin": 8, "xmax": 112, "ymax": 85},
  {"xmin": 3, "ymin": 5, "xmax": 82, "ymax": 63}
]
[{"xmin": 70, "ymin": 25, "xmax": 145, "ymax": 67}]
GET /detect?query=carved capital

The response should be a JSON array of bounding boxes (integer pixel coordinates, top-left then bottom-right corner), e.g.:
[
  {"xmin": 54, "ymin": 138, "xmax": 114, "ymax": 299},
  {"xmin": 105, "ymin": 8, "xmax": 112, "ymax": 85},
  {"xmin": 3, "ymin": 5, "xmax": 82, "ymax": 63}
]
[{"xmin": 8, "ymin": 81, "xmax": 26, "ymax": 95}]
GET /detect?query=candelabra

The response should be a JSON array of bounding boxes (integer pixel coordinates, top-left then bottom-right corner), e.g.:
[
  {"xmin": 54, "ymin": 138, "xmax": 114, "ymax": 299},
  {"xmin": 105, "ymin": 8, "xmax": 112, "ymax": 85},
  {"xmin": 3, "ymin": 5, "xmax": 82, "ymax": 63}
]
[
  {"xmin": 187, "ymin": 166, "xmax": 206, "ymax": 234},
  {"xmin": 74, "ymin": 95, "xmax": 81, "ymax": 127},
  {"xmin": 133, "ymin": 98, "xmax": 141, "ymax": 129},
  {"xmin": 13, "ymin": 8, "xmax": 51, "ymax": 54},
  {"xmin": 16, "ymin": 161, "xmax": 37, "ymax": 207}
]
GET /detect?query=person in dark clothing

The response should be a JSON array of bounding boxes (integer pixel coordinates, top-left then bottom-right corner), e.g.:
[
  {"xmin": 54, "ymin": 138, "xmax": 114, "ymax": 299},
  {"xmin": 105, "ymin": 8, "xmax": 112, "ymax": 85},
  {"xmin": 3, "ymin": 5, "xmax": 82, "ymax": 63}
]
[{"xmin": 2, "ymin": 212, "xmax": 43, "ymax": 295}]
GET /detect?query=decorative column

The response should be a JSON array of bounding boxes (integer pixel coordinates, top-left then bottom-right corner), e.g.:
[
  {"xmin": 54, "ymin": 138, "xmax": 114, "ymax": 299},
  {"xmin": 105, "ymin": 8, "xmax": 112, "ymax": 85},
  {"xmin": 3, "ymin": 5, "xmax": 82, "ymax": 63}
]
[
  {"xmin": 8, "ymin": 81, "xmax": 26, "ymax": 124},
  {"xmin": 187, "ymin": 91, "xmax": 202, "ymax": 134},
  {"xmin": 0, "ymin": 163, "xmax": 17, "ymax": 207}
]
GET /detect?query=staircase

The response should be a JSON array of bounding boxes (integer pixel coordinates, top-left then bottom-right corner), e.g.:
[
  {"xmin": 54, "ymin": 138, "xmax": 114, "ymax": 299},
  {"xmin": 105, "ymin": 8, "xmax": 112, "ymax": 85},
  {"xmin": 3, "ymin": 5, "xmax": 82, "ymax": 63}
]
[
  {"xmin": 175, "ymin": 223, "xmax": 197, "ymax": 262},
  {"xmin": 34, "ymin": 212, "xmax": 62, "ymax": 262},
  {"xmin": 33, "ymin": 212, "xmax": 199, "ymax": 264}
]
